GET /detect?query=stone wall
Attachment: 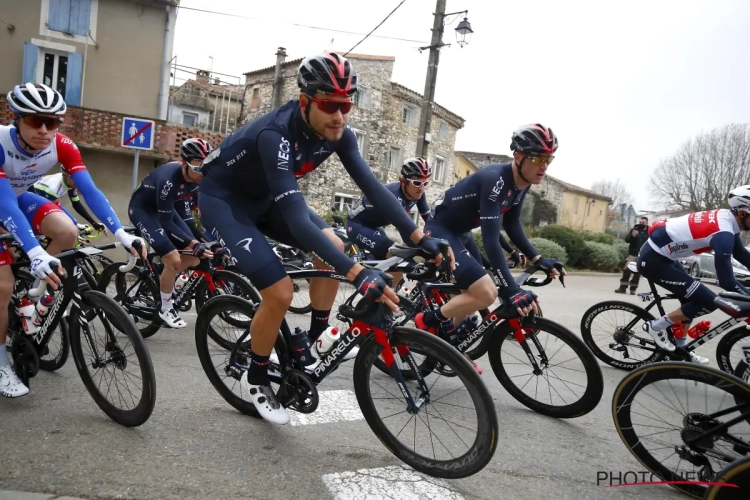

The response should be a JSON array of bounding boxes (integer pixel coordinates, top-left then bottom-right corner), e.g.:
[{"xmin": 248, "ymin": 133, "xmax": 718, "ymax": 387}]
[
  {"xmin": 455, "ymin": 151, "xmax": 513, "ymax": 169},
  {"xmin": 530, "ymin": 177, "xmax": 565, "ymax": 221}
]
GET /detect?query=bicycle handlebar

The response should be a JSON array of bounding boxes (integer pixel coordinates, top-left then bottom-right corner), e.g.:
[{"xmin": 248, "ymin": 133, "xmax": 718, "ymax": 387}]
[
  {"xmin": 338, "ymin": 294, "xmax": 416, "ymax": 320},
  {"xmin": 118, "ymin": 240, "xmax": 143, "ymax": 273}
]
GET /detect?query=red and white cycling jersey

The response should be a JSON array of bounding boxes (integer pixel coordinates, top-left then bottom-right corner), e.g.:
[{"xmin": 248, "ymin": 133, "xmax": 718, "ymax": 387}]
[
  {"xmin": 0, "ymin": 125, "xmax": 87, "ymax": 195},
  {"xmin": 648, "ymin": 209, "xmax": 740, "ymax": 259}
]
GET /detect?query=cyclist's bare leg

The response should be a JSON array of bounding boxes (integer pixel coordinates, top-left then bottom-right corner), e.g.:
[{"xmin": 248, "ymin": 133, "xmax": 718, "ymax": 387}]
[
  {"xmin": 160, "ymin": 250, "xmax": 183, "ymax": 296},
  {"xmin": 309, "ymin": 229, "xmax": 344, "ymax": 310},
  {"xmin": 440, "ymin": 275, "xmax": 498, "ymax": 319},
  {"xmin": 40, "ymin": 212, "xmax": 78, "ymax": 256},
  {"xmin": 252, "ymin": 278, "xmax": 293, "ymax": 355},
  {"xmin": 0, "ymin": 265, "xmax": 12, "ymax": 348}
]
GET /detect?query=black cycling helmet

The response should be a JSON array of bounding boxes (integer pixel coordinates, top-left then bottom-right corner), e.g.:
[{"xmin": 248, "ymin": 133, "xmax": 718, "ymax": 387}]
[
  {"xmin": 510, "ymin": 123, "xmax": 558, "ymax": 156},
  {"xmin": 401, "ymin": 157, "xmax": 431, "ymax": 179},
  {"xmin": 297, "ymin": 52, "xmax": 358, "ymax": 97},
  {"xmin": 7, "ymin": 82, "xmax": 67, "ymax": 116},
  {"xmin": 180, "ymin": 138, "xmax": 213, "ymax": 172}
]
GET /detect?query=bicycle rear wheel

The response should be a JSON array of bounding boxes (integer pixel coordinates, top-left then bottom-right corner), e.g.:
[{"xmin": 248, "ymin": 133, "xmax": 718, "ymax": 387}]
[
  {"xmin": 353, "ymin": 326, "xmax": 498, "ymax": 479},
  {"xmin": 69, "ymin": 290, "xmax": 156, "ymax": 427},
  {"xmin": 613, "ymin": 362, "xmax": 750, "ymax": 499},
  {"xmin": 704, "ymin": 454, "xmax": 750, "ymax": 500},
  {"xmin": 488, "ymin": 317, "xmax": 603, "ymax": 418},
  {"xmin": 285, "ymin": 264, "xmax": 312, "ymax": 314},
  {"xmin": 716, "ymin": 326, "xmax": 750, "ymax": 374}
]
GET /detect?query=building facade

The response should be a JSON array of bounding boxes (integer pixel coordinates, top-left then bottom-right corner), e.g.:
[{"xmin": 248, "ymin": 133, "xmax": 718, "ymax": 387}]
[
  {"xmin": 531, "ymin": 175, "xmax": 612, "ymax": 233},
  {"xmin": 168, "ymin": 69, "xmax": 243, "ymax": 133},
  {"xmin": 240, "ymin": 52, "xmax": 466, "ymax": 223},
  {"xmin": 454, "ymin": 151, "xmax": 513, "ymax": 181},
  {"xmin": 0, "ymin": 0, "xmax": 177, "ymax": 119}
]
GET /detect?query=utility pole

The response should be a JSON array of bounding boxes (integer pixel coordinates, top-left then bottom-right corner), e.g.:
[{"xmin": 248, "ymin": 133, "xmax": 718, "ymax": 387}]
[
  {"xmin": 272, "ymin": 47, "xmax": 287, "ymax": 110},
  {"xmin": 415, "ymin": 0, "xmax": 446, "ymax": 159}
]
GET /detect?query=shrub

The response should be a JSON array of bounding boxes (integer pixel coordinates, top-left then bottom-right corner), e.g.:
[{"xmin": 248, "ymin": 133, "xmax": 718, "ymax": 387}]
[
  {"xmin": 529, "ymin": 237, "xmax": 568, "ymax": 264},
  {"xmin": 614, "ymin": 242, "xmax": 629, "ymax": 268},
  {"xmin": 537, "ymin": 225, "xmax": 586, "ymax": 266},
  {"xmin": 321, "ymin": 210, "xmax": 347, "ymax": 226},
  {"xmin": 582, "ymin": 232, "xmax": 614, "ymax": 245},
  {"xmin": 580, "ymin": 241, "xmax": 621, "ymax": 271}
]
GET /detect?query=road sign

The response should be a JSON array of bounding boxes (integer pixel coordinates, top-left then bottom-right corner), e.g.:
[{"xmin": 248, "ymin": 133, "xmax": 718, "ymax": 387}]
[{"xmin": 121, "ymin": 117, "xmax": 155, "ymax": 151}]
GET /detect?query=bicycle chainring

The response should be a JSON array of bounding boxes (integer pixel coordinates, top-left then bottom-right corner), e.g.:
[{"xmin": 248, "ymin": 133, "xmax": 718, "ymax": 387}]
[
  {"xmin": 278, "ymin": 368, "xmax": 318, "ymax": 414},
  {"xmin": 11, "ymin": 335, "xmax": 40, "ymax": 381},
  {"xmin": 177, "ymin": 299, "xmax": 192, "ymax": 312}
]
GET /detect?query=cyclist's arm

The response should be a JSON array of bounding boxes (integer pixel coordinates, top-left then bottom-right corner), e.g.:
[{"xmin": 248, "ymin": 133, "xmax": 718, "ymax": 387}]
[
  {"xmin": 153, "ymin": 181, "xmax": 195, "ymax": 248},
  {"xmin": 336, "ymin": 129, "xmax": 419, "ymax": 242},
  {"xmin": 732, "ymin": 233, "xmax": 750, "ymax": 270},
  {"xmin": 502, "ymin": 192, "xmax": 539, "ymax": 259},
  {"xmin": 498, "ymin": 230, "xmax": 515, "ymax": 254},
  {"xmin": 479, "ymin": 185, "xmax": 518, "ymax": 296},
  {"xmin": 417, "ymin": 194, "xmax": 431, "ymax": 223},
  {"xmin": 711, "ymin": 231, "xmax": 750, "ymax": 296},
  {"xmin": 67, "ymin": 188, "xmax": 99, "ymax": 226},
  {"xmin": 170, "ymin": 210, "xmax": 199, "ymax": 247},
  {"xmin": 258, "ymin": 130, "xmax": 355, "ymax": 275},
  {"xmin": 0, "ymin": 174, "xmax": 44, "ymax": 255}
]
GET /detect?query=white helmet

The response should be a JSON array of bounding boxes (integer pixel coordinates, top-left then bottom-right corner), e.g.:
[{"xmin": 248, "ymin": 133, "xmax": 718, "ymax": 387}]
[
  {"xmin": 728, "ymin": 185, "xmax": 750, "ymax": 212},
  {"xmin": 7, "ymin": 83, "xmax": 67, "ymax": 115}
]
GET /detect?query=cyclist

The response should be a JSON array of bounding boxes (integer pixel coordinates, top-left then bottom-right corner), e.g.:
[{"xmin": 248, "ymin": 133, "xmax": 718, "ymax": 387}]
[
  {"xmin": 418, "ymin": 124, "xmax": 564, "ymax": 353},
  {"xmin": 128, "ymin": 138, "xmax": 215, "ymax": 328},
  {"xmin": 198, "ymin": 52, "xmax": 452, "ymax": 425},
  {"xmin": 0, "ymin": 83, "xmax": 145, "ymax": 398},
  {"xmin": 346, "ymin": 156, "xmax": 432, "ymax": 284},
  {"xmin": 29, "ymin": 168, "xmax": 107, "ymax": 233},
  {"xmin": 637, "ymin": 187, "xmax": 750, "ymax": 362}
]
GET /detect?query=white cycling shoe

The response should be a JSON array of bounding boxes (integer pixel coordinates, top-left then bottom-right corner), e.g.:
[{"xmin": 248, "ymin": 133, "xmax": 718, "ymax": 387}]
[
  {"xmin": 0, "ymin": 365, "xmax": 30, "ymax": 398},
  {"xmin": 689, "ymin": 352, "xmax": 710, "ymax": 365},
  {"xmin": 642, "ymin": 322, "xmax": 676, "ymax": 351},
  {"xmin": 159, "ymin": 308, "xmax": 187, "ymax": 328},
  {"xmin": 240, "ymin": 374, "xmax": 289, "ymax": 425}
]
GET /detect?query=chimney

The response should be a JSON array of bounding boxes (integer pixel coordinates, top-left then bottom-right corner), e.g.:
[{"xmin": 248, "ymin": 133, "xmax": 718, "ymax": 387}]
[
  {"xmin": 196, "ymin": 69, "xmax": 209, "ymax": 83},
  {"xmin": 271, "ymin": 47, "xmax": 287, "ymax": 110},
  {"xmin": 214, "ymin": 77, "xmax": 221, "ymax": 85}
]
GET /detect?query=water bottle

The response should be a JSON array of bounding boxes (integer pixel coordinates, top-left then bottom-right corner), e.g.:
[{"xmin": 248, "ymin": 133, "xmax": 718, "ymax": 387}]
[
  {"xmin": 174, "ymin": 273, "xmax": 189, "ymax": 292},
  {"xmin": 33, "ymin": 294, "xmax": 55, "ymax": 326},
  {"xmin": 18, "ymin": 298, "xmax": 40, "ymax": 335},
  {"xmin": 289, "ymin": 327, "xmax": 315, "ymax": 366},
  {"xmin": 688, "ymin": 321, "xmax": 711, "ymax": 339},
  {"xmin": 315, "ymin": 326, "xmax": 340, "ymax": 356}
]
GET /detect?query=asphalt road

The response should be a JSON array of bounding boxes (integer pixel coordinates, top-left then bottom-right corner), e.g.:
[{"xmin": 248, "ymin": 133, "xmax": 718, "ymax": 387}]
[{"xmin": 2, "ymin": 273, "xmax": 729, "ymax": 500}]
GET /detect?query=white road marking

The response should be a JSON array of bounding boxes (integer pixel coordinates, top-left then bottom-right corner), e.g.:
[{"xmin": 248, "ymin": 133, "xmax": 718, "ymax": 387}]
[
  {"xmin": 289, "ymin": 389, "xmax": 364, "ymax": 426},
  {"xmin": 322, "ymin": 465, "xmax": 465, "ymax": 500}
]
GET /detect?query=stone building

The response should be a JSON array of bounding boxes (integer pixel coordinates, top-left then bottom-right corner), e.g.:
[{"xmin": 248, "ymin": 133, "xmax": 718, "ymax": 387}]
[
  {"xmin": 167, "ymin": 70, "xmax": 243, "ymax": 133},
  {"xmin": 240, "ymin": 51, "xmax": 466, "ymax": 223}
]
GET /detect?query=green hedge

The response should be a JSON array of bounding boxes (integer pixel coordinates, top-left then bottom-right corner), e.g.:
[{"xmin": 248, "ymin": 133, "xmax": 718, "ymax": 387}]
[
  {"xmin": 537, "ymin": 225, "xmax": 586, "ymax": 266},
  {"xmin": 580, "ymin": 241, "xmax": 621, "ymax": 272},
  {"xmin": 321, "ymin": 210, "xmax": 348, "ymax": 226},
  {"xmin": 529, "ymin": 237, "xmax": 568, "ymax": 264},
  {"xmin": 582, "ymin": 232, "xmax": 614, "ymax": 245}
]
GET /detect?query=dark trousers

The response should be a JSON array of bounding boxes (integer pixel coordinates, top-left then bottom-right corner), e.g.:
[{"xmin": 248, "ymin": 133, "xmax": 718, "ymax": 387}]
[{"xmin": 620, "ymin": 255, "xmax": 641, "ymax": 292}]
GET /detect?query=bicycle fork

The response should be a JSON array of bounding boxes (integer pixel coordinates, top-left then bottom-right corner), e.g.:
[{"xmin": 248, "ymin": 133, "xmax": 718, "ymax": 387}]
[
  {"xmin": 372, "ymin": 326, "xmax": 429, "ymax": 415},
  {"xmin": 508, "ymin": 317, "xmax": 548, "ymax": 375}
]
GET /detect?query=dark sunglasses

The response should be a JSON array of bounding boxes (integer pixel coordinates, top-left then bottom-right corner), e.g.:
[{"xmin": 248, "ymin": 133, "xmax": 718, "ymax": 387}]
[
  {"xmin": 309, "ymin": 96, "xmax": 354, "ymax": 115},
  {"xmin": 22, "ymin": 115, "xmax": 63, "ymax": 130},
  {"xmin": 526, "ymin": 155, "xmax": 554, "ymax": 165}
]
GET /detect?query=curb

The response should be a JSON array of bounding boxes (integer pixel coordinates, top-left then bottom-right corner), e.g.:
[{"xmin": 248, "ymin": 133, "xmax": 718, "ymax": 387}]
[{"xmin": 0, "ymin": 491, "xmax": 86, "ymax": 500}]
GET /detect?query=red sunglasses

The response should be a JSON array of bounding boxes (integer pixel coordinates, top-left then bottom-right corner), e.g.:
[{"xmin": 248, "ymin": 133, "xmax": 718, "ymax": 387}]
[
  {"xmin": 309, "ymin": 96, "xmax": 354, "ymax": 115},
  {"xmin": 22, "ymin": 115, "xmax": 63, "ymax": 130}
]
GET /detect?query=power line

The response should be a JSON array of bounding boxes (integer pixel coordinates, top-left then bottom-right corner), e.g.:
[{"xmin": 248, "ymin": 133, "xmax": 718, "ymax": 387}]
[
  {"xmin": 344, "ymin": 0, "xmax": 407, "ymax": 56},
  {"xmin": 176, "ymin": 5, "xmax": 428, "ymax": 44}
]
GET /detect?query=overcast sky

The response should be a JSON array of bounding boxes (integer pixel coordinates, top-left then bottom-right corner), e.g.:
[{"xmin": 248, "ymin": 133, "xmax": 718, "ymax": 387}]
[{"xmin": 172, "ymin": 0, "xmax": 749, "ymax": 211}]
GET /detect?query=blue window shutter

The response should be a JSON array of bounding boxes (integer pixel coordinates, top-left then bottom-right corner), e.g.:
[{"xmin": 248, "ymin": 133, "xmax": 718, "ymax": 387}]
[
  {"xmin": 66, "ymin": 52, "xmax": 83, "ymax": 106},
  {"xmin": 70, "ymin": 0, "xmax": 91, "ymax": 37},
  {"xmin": 48, "ymin": 0, "xmax": 72, "ymax": 33},
  {"xmin": 22, "ymin": 42, "xmax": 39, "ymax": 83}
]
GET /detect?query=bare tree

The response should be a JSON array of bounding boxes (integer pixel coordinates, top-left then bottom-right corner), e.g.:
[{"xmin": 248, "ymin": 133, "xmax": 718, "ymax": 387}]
[
  {"xmin": 650, "ymin": 123, "xmax": 750, "ymax": 211},
  {"xmin": 591, "ymin": 178, "xmax": 633, "ymax": 210}
]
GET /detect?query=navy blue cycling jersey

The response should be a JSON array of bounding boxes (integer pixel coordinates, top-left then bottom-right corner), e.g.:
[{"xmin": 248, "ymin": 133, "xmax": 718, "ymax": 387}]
[
  {"xmin": 129, "ymin": 162, "xmax": 198, "ymax": 243},
  {"xmin": 200, "ymin": 99, "xmax": 418, "ymax": 275},
  {"xmin": 431, "ymin": 162, "xmax": 538, "ymax": 283},
  {"xmin": 348, "ymin": 182, "xmax": 430, "ymax": 229}
]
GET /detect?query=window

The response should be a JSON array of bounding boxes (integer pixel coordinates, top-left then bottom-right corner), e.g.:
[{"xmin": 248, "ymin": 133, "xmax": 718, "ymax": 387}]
[
  {"xmin": 433, "ymin": 155, "xmax": 446, "ymax": 183},
  {"xmin": 352, "ymin": 128, "xmax": 366, "ymax": 154},
  {"xmin": 182, "ymin": 112, "xmax": 198, "ymax": 127},
  {"xmin": 573, "ymin": 198, "xmax": 579, "ymax": 215},
  {"xmin": 389, "ymin": 147, "xmax": 400, "ymax": 171},
  {"xmin": 48, "ymin": 0, "xmax": 92, "ymax": 36},
  {"xmin": 251, "ymin": 87, "xmax": 260, "ymax": 109},
  {"xmin": 438, "ymin": 120, "xmax": 449, "ymax": 140},
  {"xmin": 354, "ymin": 85, "xmax": 371, "ymax": 110},
  {"xmin": 333, "ymin": 193, "xmax": 359, "ymax": 212},
  {"xmin": 402, "ymin": 104, "xmax": 419, "ymax": 126},
  {"xmin": 41, "ymin": 51, "xmax": 68, "ymax": 99}
]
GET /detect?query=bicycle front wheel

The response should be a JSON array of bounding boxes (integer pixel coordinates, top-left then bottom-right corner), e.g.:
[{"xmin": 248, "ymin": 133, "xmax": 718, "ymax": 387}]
[
  {"xmin": 69, "ymin": 290, "xmax": 156, "ymax": 427},
  {"xmin": 353, "ymin": 326, "xmax": 498, "ymax": 479}
]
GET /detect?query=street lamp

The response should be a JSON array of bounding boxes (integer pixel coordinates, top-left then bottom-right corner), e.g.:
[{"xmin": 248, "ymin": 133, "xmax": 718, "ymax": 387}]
[
  {"xmin": 455, "ymin": 17, "xmax": 473, "ymax": 47},
  {"xmin": 415, "ymin": 1, "xmax": 474, "ymax": 159}
]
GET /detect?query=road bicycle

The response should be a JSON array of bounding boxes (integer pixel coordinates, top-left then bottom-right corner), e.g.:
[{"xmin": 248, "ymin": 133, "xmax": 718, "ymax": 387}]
[
  {"xmin": 581, "ymin": 262, "xmax": 750, "ymax": 373},
  {"xmin": 194, "ymin": 244, "xmax": 499, "ymax": 479},
  {"xmin": 6, "ymin": 236, "xmax": 156, "ymax": 426}
]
